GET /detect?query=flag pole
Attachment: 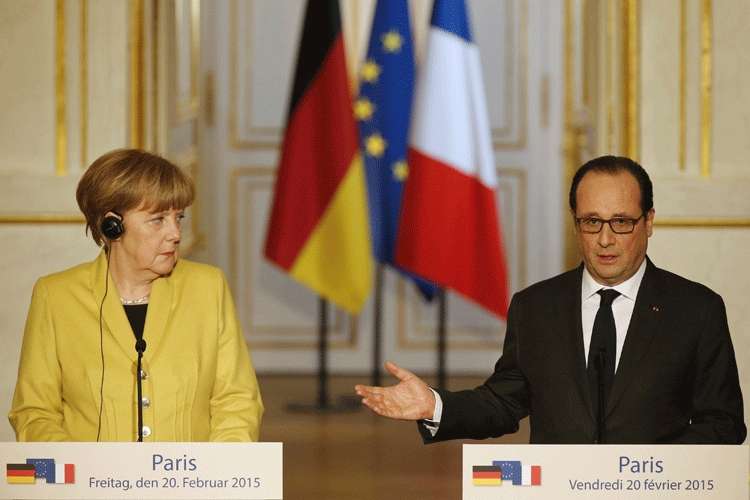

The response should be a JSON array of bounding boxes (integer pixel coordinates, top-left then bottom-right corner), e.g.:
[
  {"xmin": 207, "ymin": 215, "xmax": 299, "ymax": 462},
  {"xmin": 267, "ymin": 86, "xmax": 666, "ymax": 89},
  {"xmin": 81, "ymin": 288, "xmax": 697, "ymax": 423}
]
[
  {"xmin": 371, "ymin": 264, "xmax": 384, "ymax": 386},
  {"xmin": 317, "ymin": 296, "xmax": 329, "ymax": 407},
  {"xmin": 287, "ymin": 296, "xmax": 360, "ymax": 413},
  {"xmin": 437, "ymin": 288, "xmax": 447, "ymax": 390}
]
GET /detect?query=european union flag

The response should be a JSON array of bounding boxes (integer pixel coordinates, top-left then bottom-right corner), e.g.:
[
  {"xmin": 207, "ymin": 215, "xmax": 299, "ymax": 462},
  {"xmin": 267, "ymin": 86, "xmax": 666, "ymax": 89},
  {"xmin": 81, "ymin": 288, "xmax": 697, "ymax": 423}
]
[
  {"xmin": 493, "ymin": 460, "xmax": 522, "ymax": 485},
  {"xmin": 26, "ymin": 458, "xmax": 55, "ymax": 484},
  {"xmin": 356, "ymin": 0, "xmax": 436, "ymax": 299}
]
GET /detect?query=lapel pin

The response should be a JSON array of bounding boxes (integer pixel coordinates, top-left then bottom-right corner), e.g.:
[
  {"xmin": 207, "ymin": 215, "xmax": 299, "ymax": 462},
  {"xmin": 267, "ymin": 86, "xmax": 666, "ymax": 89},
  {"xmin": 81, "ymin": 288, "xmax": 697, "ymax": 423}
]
[{"xmin": 651, "ymin": 305, "xmax": 660, "ymax": 312}]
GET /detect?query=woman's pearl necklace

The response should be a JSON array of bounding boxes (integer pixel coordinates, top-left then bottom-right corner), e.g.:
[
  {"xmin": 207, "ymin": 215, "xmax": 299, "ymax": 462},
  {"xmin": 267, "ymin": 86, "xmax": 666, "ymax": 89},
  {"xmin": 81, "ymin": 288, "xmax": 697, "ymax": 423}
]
[{"xmin": 120, "ymin": 294, "xmax": 149, "ymax": 305}]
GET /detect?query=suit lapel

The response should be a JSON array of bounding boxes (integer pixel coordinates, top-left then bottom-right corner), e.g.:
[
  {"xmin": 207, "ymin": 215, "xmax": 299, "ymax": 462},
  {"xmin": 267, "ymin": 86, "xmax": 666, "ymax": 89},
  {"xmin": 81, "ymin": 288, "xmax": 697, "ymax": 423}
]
[
  {"xmin": 90, "ymin": 250, "xmax": 176, "ymax": 363},
  {"xmin": 91, "ymin": 251, "xmax": 137, "ymax": 362},
  {"xmin": 606, "ymin": 258, "xmax": 663, "ymax": 416},
  {"xmin": 562, "ymin": 265, "xmax": 595, "ymax": 421}
]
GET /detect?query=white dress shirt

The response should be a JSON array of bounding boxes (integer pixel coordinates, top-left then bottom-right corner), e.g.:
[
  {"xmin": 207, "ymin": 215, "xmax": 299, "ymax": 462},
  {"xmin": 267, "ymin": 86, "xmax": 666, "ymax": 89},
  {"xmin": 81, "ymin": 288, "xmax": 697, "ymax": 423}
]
[
  {"xmin": 581, "ymin": 258, "xmax": 646, "ymax": 369},
  {"xmin": 424, "ymin": 259, "xmax": 648, "ymax": 435}
]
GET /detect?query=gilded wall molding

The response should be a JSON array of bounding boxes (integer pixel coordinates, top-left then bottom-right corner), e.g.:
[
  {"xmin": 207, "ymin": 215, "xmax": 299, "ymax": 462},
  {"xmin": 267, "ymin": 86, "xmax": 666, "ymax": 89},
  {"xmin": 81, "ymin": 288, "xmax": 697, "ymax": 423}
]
[
  {"xmin": 173, "ymin": 0, "xmax": 199, "ymax": 123},
  {"xmin": 540, "ymin": 74, "xmax": 550, "ymax": 128},
  {"xmin": 55, "ymin": 0, "xmax": 90, "ymax": 173},
  {"xmin": 498, "ymin": 0, "xmax": 517, "ymax": 137},
  {"xmin": 563, "ymin": 0, "xmax": 579, "ymax": 269},
  {"xmin": 189, "ymin": 0, "xmax": 200, "ymax": 120},
  {"xmin": 494, "ymin": 0, "xmax": 528, "ymax": 150},
  {"xmin": 700, "ymin": 0, "xmax": 712, "ymax": 178},
  {"xmin": 229, "ymin": 0, "xmax": 303, "ymax": 150},
  {"xmin": 621, "ymin": 0, "xmax": 639, "ymax": 160},
  {"xmin": 151, "ymin": 0, "xmax": 160, "ymax": 150},
  {"xmin": 56, "ymin": 0, "xmax": 67, "ymax": 176},
  {"xmin": 654, "ymin": 218, "xmax": 750, "ymax": 228},
  {"xmin": 679, "ymin": 0, "xmax": 687, "ymax": 171},
  {"xmin": 80, "ymin": 0, "xmax": 88, "ymax": 168},
  {"xmin": 228, "ymin": 0, "xmax": 366, "ymax": 149},
  {"xmin": 129, "ymin": 0, "xmax": 145, "ymax": 148},
  {"xmin": 0, "ymin": 215, "xmax": 85, "ymax": 224},
  {"xmin": 606, "ymin": 0, "xmax": 615, "ymax": 152}
]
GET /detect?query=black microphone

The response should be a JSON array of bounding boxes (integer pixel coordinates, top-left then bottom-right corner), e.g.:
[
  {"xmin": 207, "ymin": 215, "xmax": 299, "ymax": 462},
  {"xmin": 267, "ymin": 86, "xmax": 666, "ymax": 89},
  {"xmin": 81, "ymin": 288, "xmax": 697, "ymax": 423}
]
[
  {"xmin": 595, "ymin": 349, "xmax": 607, "ymax": 444},
  {"xmin": 135, "ymin": 338, "xmax": 147, "ymax": 354},
  {"xmin": 135, "ymin": 337, "xmax": 147, "ymax": 442}
]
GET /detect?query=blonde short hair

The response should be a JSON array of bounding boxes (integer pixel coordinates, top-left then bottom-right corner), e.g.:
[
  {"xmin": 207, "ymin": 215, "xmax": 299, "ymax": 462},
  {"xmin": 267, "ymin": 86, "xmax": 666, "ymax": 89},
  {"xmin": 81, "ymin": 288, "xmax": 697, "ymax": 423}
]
[{"xmin": 76, "ymin": 149, "xmax": 195, "ymax": 246}]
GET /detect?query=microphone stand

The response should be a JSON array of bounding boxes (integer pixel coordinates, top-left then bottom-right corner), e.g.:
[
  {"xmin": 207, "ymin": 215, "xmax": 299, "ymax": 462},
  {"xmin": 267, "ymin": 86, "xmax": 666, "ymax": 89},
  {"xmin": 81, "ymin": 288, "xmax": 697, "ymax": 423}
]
[
  {"xmin": 135, "ymin": 338, "xmax": 147, "ymax": 442},
  {"xmin": 596, "ymin": 349, "xmax": 607, "ymax": 444}
]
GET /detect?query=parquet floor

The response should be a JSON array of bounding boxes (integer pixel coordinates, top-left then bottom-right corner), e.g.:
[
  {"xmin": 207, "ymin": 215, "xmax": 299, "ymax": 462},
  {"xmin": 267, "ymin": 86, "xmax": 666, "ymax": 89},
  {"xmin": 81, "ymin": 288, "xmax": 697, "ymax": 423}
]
[{"xmin": 257, "ymin": 375, "xmax": 529, "ymax": 499}]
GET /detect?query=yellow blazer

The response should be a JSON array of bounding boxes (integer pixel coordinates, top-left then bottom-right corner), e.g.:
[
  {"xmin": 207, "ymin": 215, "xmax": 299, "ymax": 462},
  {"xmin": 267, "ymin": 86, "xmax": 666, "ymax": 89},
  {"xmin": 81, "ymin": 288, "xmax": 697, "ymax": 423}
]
[{"xmin": 9, "ymin": 251, "xmax": 263, "ymax": 441}]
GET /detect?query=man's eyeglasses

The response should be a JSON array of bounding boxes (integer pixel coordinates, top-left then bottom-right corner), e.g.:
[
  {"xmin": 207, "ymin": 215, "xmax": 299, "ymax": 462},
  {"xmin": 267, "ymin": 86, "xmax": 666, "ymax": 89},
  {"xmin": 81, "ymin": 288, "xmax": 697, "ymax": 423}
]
[{"xmin": 575, "ymin": 215, "xmax": 644, "ymax": 234}]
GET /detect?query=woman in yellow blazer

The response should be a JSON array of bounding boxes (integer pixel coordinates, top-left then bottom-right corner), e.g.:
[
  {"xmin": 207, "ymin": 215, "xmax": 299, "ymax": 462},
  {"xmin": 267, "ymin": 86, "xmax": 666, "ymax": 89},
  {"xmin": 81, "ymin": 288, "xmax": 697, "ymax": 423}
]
[{"xmin": 9, "ymin": 149, "xmax": 263, "ymax": 441}]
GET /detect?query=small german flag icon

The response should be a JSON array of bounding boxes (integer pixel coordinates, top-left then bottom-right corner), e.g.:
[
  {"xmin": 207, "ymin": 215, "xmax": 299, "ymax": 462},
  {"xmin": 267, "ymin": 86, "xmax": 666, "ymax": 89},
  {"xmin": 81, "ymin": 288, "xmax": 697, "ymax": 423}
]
[
  {"xmin": 6, "ymin": 464, "xmax": 35, "ymax": 484},
  {"xmin": 472, "ymin": 465, "xmax": 501, "ymax": 486}
]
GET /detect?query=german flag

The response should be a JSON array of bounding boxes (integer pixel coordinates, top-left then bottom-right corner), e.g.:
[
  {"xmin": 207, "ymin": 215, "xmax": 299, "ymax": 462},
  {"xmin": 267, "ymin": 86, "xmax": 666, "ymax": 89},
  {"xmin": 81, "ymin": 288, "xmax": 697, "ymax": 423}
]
[
  {"xmin": 264, "ymin": 0, "xmax": 372, "ymax": 314},
  {"xmin": 472, "ymin": 465, "xmax": 501, "ymax": 486},
  {"xmin": 6, "ymin": 464, "xmax": 35, "ymax": 484}
]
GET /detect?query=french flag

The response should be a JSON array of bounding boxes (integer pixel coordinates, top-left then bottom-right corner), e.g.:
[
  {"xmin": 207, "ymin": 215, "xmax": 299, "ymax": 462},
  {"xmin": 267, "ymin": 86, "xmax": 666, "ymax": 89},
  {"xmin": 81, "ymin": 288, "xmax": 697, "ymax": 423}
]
[
  {"xmin": 25, "ymin": 459, "xmax": 75, "ymax": 484},
  {"xmin": 52, "ymin": 463, "xmax": 75, "ymax": 484},
  {"xmin": 395, "ymin": 0, "xmax": 509, "ymax": 318}
]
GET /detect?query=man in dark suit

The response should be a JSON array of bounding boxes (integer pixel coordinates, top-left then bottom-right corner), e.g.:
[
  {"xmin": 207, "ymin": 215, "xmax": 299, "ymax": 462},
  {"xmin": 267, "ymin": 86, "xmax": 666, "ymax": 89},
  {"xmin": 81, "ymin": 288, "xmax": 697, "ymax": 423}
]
[{"xmin": 355, "ymin": 156, "xmax": 746, "ymax": 444}]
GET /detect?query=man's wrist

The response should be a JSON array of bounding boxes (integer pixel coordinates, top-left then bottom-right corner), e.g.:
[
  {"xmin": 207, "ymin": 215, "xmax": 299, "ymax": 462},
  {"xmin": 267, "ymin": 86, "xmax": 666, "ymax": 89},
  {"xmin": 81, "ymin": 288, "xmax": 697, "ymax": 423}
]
[
  {"xmin": 423, "ymin": 389, "xmax": 437, "ymax": 420},
  {"xmin": 426, "ymin": 388, "xmax": 442, "ymax": 423}
]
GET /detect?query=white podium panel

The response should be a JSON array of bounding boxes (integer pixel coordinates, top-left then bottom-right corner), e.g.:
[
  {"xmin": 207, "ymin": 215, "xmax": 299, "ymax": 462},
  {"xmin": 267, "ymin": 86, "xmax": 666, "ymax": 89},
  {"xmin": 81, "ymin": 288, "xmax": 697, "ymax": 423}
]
[
  {"xmin": 463, "ymin": 444, "xmax": 748, "ymax": 499},
  {"xmin": 0, "ymin": 442, "xmax": 282, "ymax": 499}
]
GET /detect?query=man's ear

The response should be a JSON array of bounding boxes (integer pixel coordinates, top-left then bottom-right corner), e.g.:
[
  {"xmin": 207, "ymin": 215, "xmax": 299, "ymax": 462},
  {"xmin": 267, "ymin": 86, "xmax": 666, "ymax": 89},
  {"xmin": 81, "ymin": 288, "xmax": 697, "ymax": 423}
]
[
  {"xmin": 645, "ymin": 208, "xmax": 655, "ymax": 237},
  {"xmin": 571, "ymin": 211, "xmax": 580, "ymax": 235}
]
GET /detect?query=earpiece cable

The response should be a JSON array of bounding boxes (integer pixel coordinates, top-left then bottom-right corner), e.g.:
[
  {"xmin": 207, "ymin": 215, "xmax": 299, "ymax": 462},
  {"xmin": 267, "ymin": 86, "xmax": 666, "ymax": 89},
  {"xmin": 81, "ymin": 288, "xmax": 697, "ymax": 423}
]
[{"xmin": 96, "ymin": 247, "xmax": 110, "ymax": 442}]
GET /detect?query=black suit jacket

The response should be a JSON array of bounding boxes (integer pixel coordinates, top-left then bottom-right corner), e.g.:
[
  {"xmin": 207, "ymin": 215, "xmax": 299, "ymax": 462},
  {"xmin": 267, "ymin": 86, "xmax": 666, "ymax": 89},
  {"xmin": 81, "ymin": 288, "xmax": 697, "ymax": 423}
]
[{"xmin": 422, "ymin": 259, "xmax": 746, "ymax": 444}]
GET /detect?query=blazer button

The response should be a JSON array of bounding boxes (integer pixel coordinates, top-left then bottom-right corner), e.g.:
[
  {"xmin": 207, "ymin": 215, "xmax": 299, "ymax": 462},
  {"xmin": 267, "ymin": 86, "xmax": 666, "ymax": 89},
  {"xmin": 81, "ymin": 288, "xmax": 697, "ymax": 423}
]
[
  {"xmin": 139, "ymin": 369, "xmax": 148, "ymax": 380},
  {"xmin": 142, "ymin": 425, "xmax": 151, "ymax": 438},
  {"xmin": 142, "ymin": 397, "xmax": 151, "ymax": 408}
]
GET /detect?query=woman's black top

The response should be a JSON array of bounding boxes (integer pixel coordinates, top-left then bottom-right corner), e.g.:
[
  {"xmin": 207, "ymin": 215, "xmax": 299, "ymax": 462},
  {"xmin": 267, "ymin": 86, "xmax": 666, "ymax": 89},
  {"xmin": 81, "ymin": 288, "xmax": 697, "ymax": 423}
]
[{"xmin": 123, "ymin": 304, "xmax": 148, "ymax": 341}]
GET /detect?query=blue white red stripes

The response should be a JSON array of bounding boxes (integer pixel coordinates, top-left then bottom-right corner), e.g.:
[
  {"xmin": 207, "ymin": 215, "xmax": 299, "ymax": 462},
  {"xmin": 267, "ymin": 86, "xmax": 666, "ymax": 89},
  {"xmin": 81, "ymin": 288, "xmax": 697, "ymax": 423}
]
[{"xmin": 396, "ymin": 0, "xmax": 509, "ymax": 318}]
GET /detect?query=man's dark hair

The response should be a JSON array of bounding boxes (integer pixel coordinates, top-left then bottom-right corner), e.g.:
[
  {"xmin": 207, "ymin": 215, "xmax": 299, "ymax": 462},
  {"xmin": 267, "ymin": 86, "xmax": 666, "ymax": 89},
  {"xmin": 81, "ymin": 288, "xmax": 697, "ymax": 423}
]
[{"xmin": 569, "ymin": 155, "xmax": 653, "ymax": 214}]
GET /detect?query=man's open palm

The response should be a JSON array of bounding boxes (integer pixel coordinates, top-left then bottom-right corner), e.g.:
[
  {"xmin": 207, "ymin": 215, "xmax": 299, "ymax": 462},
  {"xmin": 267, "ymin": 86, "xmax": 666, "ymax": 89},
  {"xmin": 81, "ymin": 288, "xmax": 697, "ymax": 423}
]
[{"xmin": 354, "ymin": 361, "xmax": 435, "ymax": 421}]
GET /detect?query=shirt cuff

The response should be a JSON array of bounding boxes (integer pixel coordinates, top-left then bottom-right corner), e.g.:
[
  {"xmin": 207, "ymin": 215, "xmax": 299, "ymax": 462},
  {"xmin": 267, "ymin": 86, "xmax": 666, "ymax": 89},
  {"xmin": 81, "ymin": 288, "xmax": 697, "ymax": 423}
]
[{"xmin": 421, "ymin": 388, "xmax": 443, "ymax": 437}]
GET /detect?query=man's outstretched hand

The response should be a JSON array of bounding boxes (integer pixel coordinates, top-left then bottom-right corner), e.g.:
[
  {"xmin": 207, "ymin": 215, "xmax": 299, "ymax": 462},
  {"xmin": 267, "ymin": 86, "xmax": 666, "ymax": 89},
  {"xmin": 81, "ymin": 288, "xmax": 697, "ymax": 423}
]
[{"xmin": 354, "ymin": 361, "xmax": 436, "ymax": 421}]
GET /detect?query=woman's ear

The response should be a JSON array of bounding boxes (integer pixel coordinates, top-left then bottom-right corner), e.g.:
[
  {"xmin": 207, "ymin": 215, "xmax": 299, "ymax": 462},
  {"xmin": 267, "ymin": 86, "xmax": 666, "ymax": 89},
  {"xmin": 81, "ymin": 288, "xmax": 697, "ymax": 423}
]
[{"xmin": 101, "ymin": 211, "xmax": 125, "ymax": 241}]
